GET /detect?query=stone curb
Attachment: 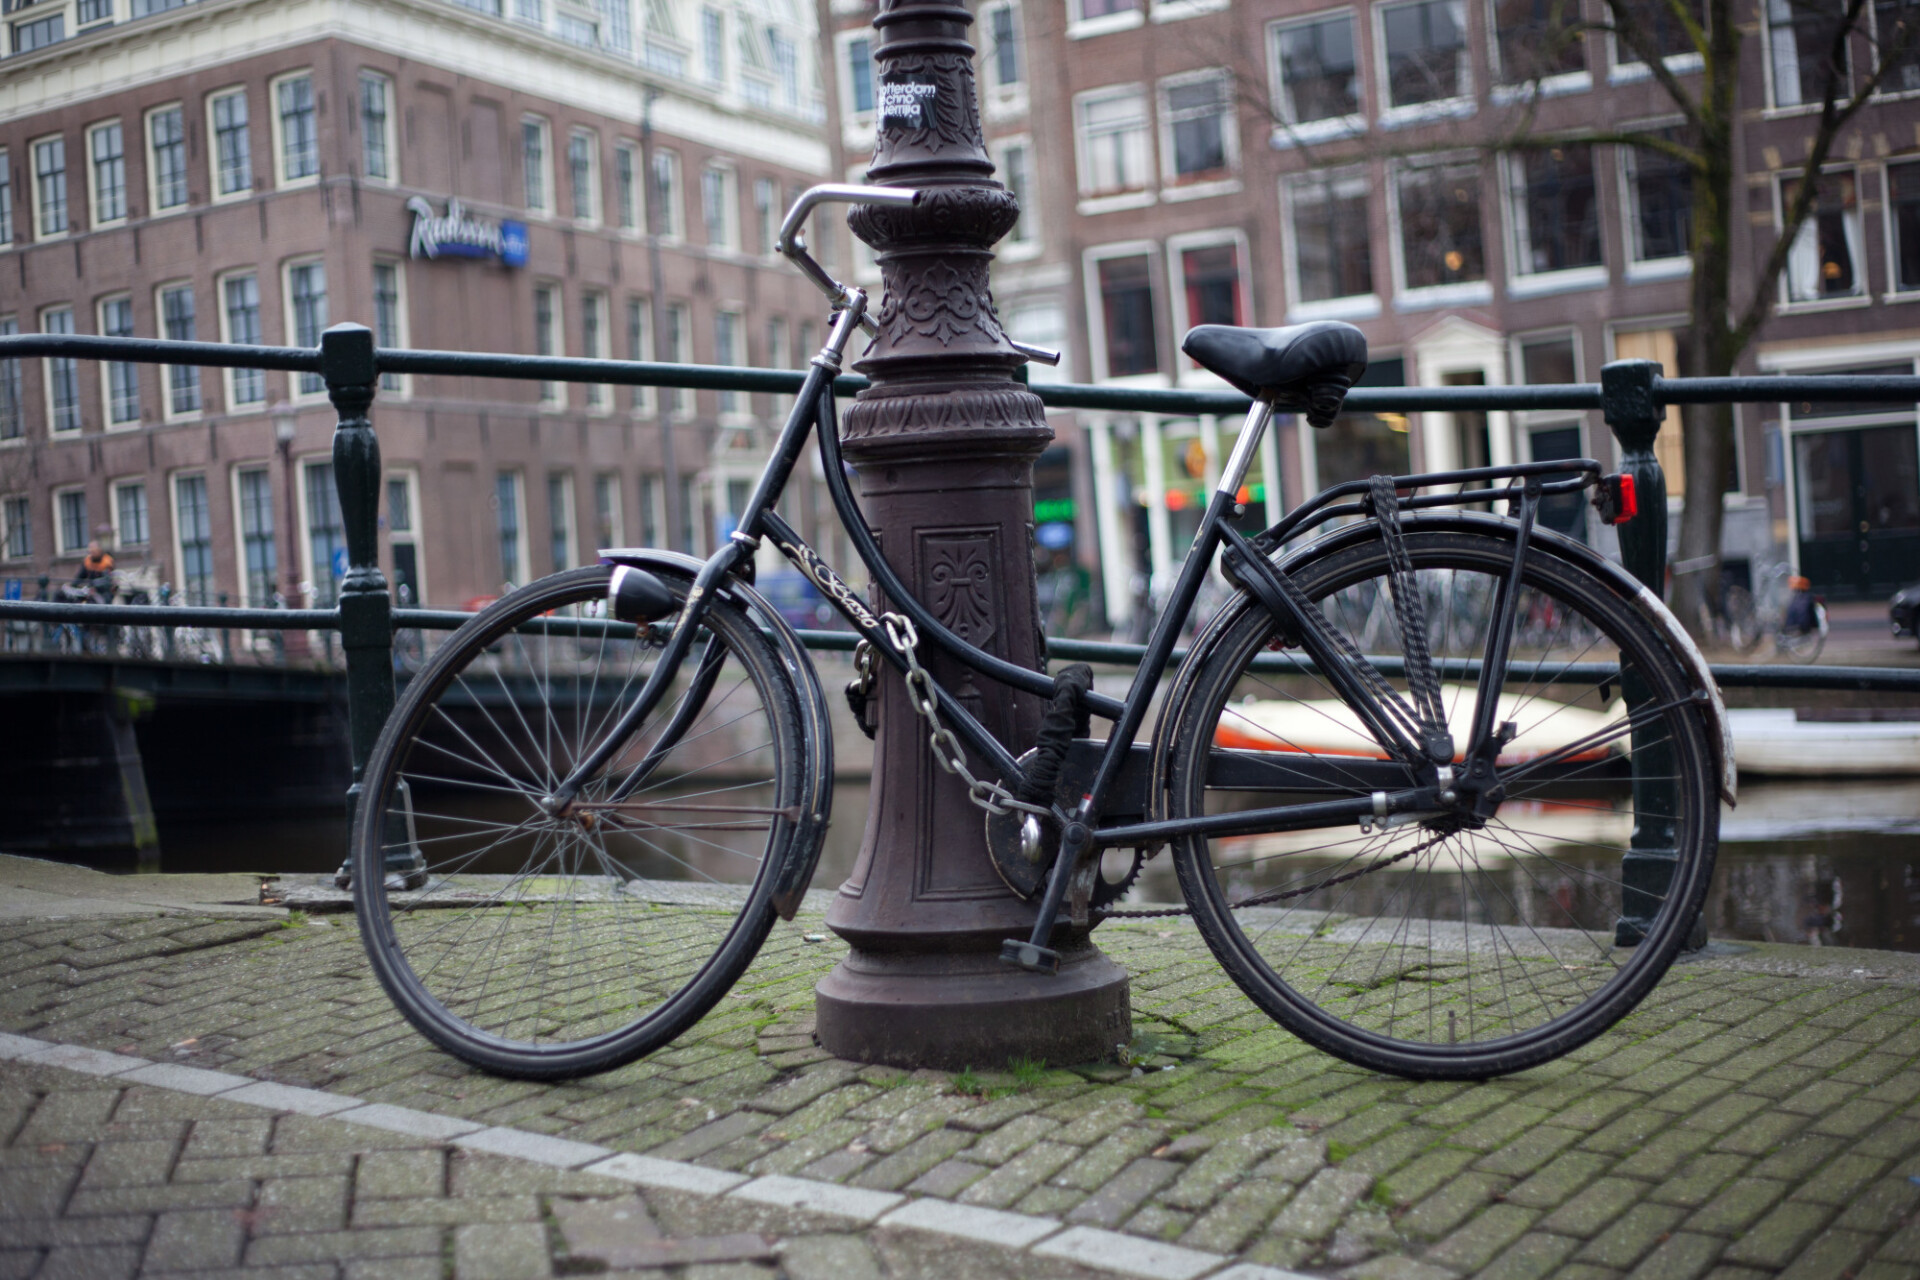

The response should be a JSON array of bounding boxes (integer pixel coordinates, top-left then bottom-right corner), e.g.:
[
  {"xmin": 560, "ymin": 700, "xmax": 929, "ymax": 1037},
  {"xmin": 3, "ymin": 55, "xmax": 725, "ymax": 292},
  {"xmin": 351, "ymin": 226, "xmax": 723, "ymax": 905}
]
[{"xmin": 0, "ymin": 1029, "xmax": 1318, "ymax": 1280}]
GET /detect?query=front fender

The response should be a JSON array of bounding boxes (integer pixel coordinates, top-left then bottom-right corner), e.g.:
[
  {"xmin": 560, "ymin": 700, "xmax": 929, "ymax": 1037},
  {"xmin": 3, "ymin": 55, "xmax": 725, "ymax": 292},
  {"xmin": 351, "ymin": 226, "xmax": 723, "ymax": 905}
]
[{"xmin": 599, "ymin": 548, "xmax": 834, "ymax": 919}]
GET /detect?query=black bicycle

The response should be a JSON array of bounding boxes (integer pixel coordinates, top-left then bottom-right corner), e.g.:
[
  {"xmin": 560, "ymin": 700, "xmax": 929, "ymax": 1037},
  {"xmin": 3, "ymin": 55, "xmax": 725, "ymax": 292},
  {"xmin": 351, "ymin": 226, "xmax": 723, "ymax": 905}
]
[{"xmin": 351, "ymin": 185, "xmax": 1731, "ymax": 1083}]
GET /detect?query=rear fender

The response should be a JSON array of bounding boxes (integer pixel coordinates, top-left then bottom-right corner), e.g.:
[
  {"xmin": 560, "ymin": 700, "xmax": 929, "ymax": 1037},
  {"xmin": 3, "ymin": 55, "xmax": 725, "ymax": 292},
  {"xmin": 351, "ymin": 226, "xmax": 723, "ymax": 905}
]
[{"xmin": 599, "ymin": 548, "xmax": 833, "ymax": 919}]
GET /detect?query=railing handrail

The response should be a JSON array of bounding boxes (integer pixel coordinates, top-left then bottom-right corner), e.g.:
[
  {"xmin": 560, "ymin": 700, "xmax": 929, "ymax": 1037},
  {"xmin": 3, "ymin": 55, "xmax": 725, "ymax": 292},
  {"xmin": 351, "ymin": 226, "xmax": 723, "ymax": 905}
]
[{"xmin": 7, "ymin": 333, "xmax": 1920, "ymax": 416}]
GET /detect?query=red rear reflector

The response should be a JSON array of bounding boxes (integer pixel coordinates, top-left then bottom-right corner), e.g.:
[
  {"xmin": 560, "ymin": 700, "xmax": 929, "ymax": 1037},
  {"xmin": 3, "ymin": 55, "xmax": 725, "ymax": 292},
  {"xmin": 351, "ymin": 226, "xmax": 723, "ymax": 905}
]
[
  {"xmin": 1593, "ymin": 473, "xmax": 1638, "ymax": 525},
  {"xmin": 1616, "ymin": 473, "xmax": 1637, "ymax": 521}
]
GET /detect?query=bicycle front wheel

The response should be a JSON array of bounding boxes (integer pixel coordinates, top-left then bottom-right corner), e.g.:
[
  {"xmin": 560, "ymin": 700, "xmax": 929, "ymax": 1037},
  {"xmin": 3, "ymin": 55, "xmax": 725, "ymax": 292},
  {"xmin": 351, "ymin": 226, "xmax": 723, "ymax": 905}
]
[
  {"xmin": 352, "ymin": 564, "xmax": 810, "ymax": 1079},
  {"xmin": 1162, "ymin": 521, "xmax": 1719, "ymax": 1079}
]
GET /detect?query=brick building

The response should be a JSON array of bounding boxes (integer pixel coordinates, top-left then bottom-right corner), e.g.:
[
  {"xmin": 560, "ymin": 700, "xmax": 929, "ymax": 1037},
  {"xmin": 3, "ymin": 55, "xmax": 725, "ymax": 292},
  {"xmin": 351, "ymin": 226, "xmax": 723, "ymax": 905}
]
[
  {"xmin": 0, "ymin": 0, "xmax": 834, "ymax": 613},
  {"xmin": 822, "ymin": 0, "xmax": 1920, "ymax": 622}
]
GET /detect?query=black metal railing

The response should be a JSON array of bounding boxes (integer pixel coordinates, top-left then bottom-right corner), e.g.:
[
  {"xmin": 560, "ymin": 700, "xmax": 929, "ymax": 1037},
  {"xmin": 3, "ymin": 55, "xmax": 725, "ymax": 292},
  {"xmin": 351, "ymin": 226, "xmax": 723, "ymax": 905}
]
[{"xmin": 5, "ymin": 324, "xmax": 1920, "ymax": 843}]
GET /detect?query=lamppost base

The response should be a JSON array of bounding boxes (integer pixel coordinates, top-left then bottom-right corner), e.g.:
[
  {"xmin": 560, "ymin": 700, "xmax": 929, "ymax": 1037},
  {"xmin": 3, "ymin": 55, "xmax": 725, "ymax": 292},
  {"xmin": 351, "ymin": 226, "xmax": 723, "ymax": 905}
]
[{"xmin": 815, "ymin": 943, "xmax": 1131, "ymax": 1070}]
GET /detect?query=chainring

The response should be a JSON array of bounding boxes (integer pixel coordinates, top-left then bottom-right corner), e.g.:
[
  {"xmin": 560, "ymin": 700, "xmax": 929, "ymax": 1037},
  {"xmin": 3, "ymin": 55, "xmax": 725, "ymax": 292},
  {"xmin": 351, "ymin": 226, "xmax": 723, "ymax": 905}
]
[{"xmin": 984, "ymin": 750, "xmax": 1155, "ymax": 907}]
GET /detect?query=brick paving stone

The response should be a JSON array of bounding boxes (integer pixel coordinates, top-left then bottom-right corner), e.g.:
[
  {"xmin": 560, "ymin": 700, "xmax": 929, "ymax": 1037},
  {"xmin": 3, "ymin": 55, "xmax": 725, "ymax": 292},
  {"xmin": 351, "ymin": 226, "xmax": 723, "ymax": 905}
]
[
  {"xmin": 1066, "ymin": 1159, "xmax": 1181, "ymax": 1228},
  {"xmin": 1574, "ymin": 1203, "xmax": 1686, "ymax": 1271},
  {"xmin": 1721, "ymin": 1201, "xmax": 1834, "ymax": 1269},
  {"xmin": 1776, "ymin": 1229, "xmax": 1877, "ymax": 1280},
  {"xmin": 957, "ymin": 1141, "xmax": 1078, "ymax": 1209},
  {"xmin": 1477, "ymin": 1232, "xmax": 1581, "ymax": 1280},
  {"xmin": 1263, "ymin": 1168, "xmax": 1370, "ymax": 1243}
]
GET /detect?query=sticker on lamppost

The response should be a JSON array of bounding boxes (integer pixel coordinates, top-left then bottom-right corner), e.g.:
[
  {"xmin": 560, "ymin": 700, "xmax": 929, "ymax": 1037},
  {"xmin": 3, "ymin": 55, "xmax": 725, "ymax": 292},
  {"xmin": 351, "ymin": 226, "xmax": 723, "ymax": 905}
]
[
  {"xmin": 407, "ymin": 197, "xmax": 529, "ymax": 267},
  {"xmin": 878, "ymin": 80, "xmax": 938, "ymax": 128}
]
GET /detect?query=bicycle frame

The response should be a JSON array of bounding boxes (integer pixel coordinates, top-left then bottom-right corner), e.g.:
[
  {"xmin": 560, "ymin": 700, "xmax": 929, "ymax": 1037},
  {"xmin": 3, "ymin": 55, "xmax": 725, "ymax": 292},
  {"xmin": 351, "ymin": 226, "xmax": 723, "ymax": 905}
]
[{"xmin": 548, "ymin": 186, "xmax": 1612, "ymax": 966}]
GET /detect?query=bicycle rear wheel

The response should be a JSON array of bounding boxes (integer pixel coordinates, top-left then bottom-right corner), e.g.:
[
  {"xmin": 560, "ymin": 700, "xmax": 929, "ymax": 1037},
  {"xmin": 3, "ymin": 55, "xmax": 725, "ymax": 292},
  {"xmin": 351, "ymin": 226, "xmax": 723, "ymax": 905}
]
[
  {"xmin": 352, "ymin": 564, "xmax": 810, "ymax": 1079},
  {"xmin": 1161, "ymin": 521, "xmax": 1719, "ymax": 1079}
]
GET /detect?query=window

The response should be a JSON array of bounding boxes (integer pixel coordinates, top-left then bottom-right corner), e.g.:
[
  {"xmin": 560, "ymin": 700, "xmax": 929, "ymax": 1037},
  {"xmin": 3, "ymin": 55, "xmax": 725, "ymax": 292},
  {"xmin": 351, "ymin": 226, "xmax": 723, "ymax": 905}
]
[
  {"xmin": 1094, "ymin": 253, "xmax": 1159, "ymax": 379},
  {"xmin": 41, "ymin": 307, "xmax": 80, "ymax": 434},
  {"xmin": 1287, "ymin": 167, "xmax": 1374, "ymax": 305},
  {"xmin": 1875, "ymin": 0, "xmax": 1920, "ymax": 94},
  {"xmin": 1611, "ymin": 0, "xmax": 1703, "ymax": 66},
  {"xmin": 304, "ymin": 461, "xmax": 347, "ymax": 605},
  {"xmin": 569, "ymin": 130, "xmax": 599, "ymax": 223},
  {"xmin": 753, "ymin": 176, "xmax": 777, "ymax": 256},
  {"xmin": 1492, "ymin": 0, "xmax": 1586, "ymax": 83},
  {"xmin": 581, "ymin": 291, "xmax": 608, "ymax": 409},
  {"xmin": 99, "ymin": 296, "xmax": 139, "ymax": 426},
  {"xmin": 56, "ymin": 490, "xmax": 88, "ymax": 556},
  {"xmin": 360, "ymin": 73, "xmax": 394, "ymax": 182},
  {"xmin": 32, "ymin": 136, "xmax": 67, "ymax": 238},
  {"xmin": 274, "ymin": 74, "xmax": 318, "ymax": 185},
  {"xmin": 115, "ymin": 482, "xmax": 149, "ymax": 550},
  {"xmin": 1161, "ymin": 74, "xmax": 1233, "ymax": 184},
  {"xmin": 650, "ymin": 149, "xmax": 682, "ymax": 237},
  {"xmin": 1508, "ymin": 143, "xmax": 1601, "ymax": 276},
  {"xmin": 1006, "ymin": 300, "xmax": 1069, "ymax": 383},
  {"xmin": 626, "ymin": 296, "xmax": 653, "ymax": 413},
  {"xmin": 1516, "ymin": 334, "xmax": 1586, "ymax": 537},
  {"xmin": 1073, "ymin": 0, "xmax": 1139, "ymax": 23},
  {"xmin": 387, "ymin": 472, "xmax": 422, "ymax": 605},
  {"xmin": 495, "ymin": 471, "xmax": 527, "ymax": 587},
  {"xmin": 1076, "ymin": 87, "xmax": 1150, "ymax": 196},
  {"xmin": 534, "ymin": 283, "xmax": 563, "ymax": 405},
  {"xmin": 702, "ymin": 5, "xmax": 725, "ymax": 82},
  {"xmin": 1395, "ymin": 158, "xmax": 1485, "ymax": 289},
  {"xmin": 237, "ymin": 468, "xmax": 277, "ymax": 607},
  {"xmin": 1379, "ymin": 0, "xmax": 1470, "ymax": 108},
  {"xmin": 11, "ymin": 11, "xmax": 64, "ymax": 54},
  {"xmin": 173, "ymin": 474, "xmax": 213, "ymax": 603},
  {"xmin": 770, "ymin": 29, "xmax": 799, "ymax": 109},
  {"xmin": 663, "ymin": 302, "xmax": 689, "ymax": 412},
  {"xmin": 1518, "ymin": 332, "xmax": 1579, "ymax": 397},
  {"xmin": 2, "ymin": 495, "xmax": 29, "ymax": 560},
  {"xmin": 1178, "ymin": 242, "xmax": 1244, "ymax": 331},
  {"xmin": 159, "ymin": 284, "xmax": 200, "ymax": 416},
  {"xmin": 515, "ymin": 0, "xmax": 545, "ymax": 23},
  {"xmin": 523, "ymin": 117, "xmax": 550, "ymax": 212},
  {"xmin": 221, "ymin": 273, "xmax": 264, "ymax": 406},
  {"xmin": 604, "ymin": 0, "xmax": 633, "ymax": 50},
  {"xmin": 88, "ymin": 122, "xmax": 125, "ymax": 226},
  {"xmin": 287, "ymin": 261, "xmax": 328, "ymax": 394},
  {"xmin": 547, "ymin": 472, "xmax": 575, "ymax": 571},
  {"xmin": 209, "ymin": 89, "xmax": 252, "ymax": 198},
  {"xmin": 133, "ymin": 0, "xmax": 194, "ymax": 15},
  {"xmin": 594, "ymin": 473, "xmax": 623, "ymax": 546},
  {"xmin": 146, "ymin": 106, "xmax": 188, "ymax": 211},
  {"xmin": 714, "ymin": 309, "xmax": 743, "ymax": 415},
  {"xmin": 78, "ymin": 0, "xmax": 112, "ymax": 25},
  {"xmin": 373, "ymin": 261, "xmax": 406, "ymax": 393},
  {"xmin": 842, "ymin": 32, "xmax": 875, "ymax": 120},
  {"xmin": 615, "ymin": 143, "xmax": 639, "ymax": 230},
  {"xmin": 678, "ymin": 471, "xmax": 701, "ymax": 554},
  {"xmin": 638, "ymin": 472, "xmax": 662, "ymax": 545},
  {"xmin": 0, "ymin": 317, "xmax": 19, "ymax": 441},
  {"xmin": 1781, "ymin": 169, "xmax": 1863, "ymax": 301},
  {"xmin": 999, "ymin": 140, "xmax": 1038, "ymax": 248},
  {"xmin": 0, "ymin": 149, "xmax": 12, "ymax": 246},
  {"xmin": 1768, "ymin": 0, "xmax": 1847, "ymax": 107},
  {"xmin": 986, "ymin": 2, "xmax": 1023, "ymax": 89},
  {"xmin": 1270, "ymin": 12, "xmax": 1362, "ymax": 130},
  {"xmin": 1888, "ymin": 161, "xmax": 1920, "ymax": 290},
  {"xmin": 1623, "ymin": 136, "xmax": 1692, "ymax": 264},
  {"xmin": 702, "ymin": 164, "xmax": 737, "ymax": 249}
]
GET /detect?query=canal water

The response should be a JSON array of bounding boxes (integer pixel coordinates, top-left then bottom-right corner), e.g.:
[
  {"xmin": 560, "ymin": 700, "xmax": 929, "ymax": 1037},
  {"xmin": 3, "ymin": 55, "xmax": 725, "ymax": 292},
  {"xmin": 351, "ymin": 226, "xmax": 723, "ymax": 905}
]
[{"xmin": 157, "ymin": 778, "xmax": 1920, "ymax": 953}]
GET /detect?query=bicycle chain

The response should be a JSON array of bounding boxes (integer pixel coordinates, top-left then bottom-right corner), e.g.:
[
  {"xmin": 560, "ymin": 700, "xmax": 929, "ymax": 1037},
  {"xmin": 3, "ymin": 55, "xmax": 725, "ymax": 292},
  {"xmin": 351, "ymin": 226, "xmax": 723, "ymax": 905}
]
[
  {"xmin": 1096, "ymin": 827, "xmax": 1455, "ymax": 920},
  {"xmin": 882, "ymin": 614, "xmax": 1053, "ymax": 821}
]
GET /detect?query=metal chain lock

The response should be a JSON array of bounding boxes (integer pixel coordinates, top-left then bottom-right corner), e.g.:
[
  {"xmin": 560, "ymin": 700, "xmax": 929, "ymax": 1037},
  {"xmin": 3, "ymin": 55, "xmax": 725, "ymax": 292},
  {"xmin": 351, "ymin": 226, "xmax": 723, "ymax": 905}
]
[{"xmin": 844, "ymin": 638, "xmax": 879, "ymax": 739}]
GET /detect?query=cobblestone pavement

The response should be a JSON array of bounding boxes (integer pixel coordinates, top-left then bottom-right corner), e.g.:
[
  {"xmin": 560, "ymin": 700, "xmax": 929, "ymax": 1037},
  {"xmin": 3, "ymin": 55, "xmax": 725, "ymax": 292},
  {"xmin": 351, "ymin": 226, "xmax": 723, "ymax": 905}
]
[{"xmin": 5, "ymin": 903, "xmax": 1920, "ymax": 1279}]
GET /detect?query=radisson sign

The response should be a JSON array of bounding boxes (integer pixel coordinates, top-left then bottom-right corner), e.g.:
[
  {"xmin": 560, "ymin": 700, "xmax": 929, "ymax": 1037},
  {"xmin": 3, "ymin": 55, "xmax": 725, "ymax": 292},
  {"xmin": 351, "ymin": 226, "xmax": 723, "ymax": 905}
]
[{"xmin": 406, "ymin": 197, "xmax": 529, "ymax": 267}]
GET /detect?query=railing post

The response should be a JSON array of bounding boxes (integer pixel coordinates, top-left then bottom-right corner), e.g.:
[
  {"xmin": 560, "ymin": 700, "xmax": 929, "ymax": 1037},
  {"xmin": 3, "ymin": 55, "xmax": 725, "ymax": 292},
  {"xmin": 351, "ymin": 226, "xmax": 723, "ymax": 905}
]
[
  {"xmin": 1602, "ymin": 359, "xmax": 1690, "ymax": 948},
  {"xmin": 322, "ymin": 323, "xmax": 419, "ymax": 887}
]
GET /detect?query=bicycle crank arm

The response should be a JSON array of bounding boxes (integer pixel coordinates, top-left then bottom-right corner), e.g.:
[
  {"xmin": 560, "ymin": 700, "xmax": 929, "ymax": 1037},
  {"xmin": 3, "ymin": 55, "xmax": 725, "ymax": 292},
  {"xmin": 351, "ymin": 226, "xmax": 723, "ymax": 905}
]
[{"xmin": 1001, "ymin": 817, "xmax": 1094, "ymax": 975}]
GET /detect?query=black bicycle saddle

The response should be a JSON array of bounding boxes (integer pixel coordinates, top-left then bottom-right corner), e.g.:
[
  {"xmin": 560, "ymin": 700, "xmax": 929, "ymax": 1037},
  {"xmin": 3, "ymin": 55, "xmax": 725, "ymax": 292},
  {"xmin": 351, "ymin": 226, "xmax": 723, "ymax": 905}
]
[{"xmin": 1181, "ymin": 321, "xmax": 1368, "ymax": 428}]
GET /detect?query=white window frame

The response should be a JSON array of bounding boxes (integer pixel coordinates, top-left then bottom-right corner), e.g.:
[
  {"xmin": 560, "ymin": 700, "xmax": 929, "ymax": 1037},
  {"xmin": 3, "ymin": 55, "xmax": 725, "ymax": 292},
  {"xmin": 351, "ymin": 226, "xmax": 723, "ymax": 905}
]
[
  {"xmin": 284, "ymin": 257, "xmax": 330, "ymax": 400},
  {"xmin": 1267, "ymin": 10, "xmax": 1368, "ymax": 147},
  {"xmin": 268, "ymin": 71, "xmax": 320, "ymax": 191},
  {"xmin": 1883, "ymin": 156, "xmax": 1920, "ymax": 298},
  {"xmin": 1, "ymin": 493, "xmax": 30, "ymax": 561},
  {"xmin": 40, "ymin": 304, "xmax": 81, "ymax": 436},
  {"xmin": 1082, "ymin": 240, "xmax": 1167, "ymax": 386},
  {"xmin": 700, "ymin": 162, "xmax": 738, "ymax": 252},
  {"xmin": 1486, "ymin": 0, "xmax": 1592, "ymax": 99},
  {"xmin": 650, "ymin": 148, "xmax": 683, "ymax": 239},
  {"xmin": 1761, "ymin": 0, "xmax": 1849, "ymax": 113},
  {"xmin": 546, "ymin": 470, "xmax": 577, "ymax": 572},
  {"xmin": 86, "ymin": 119, "xmax": 126, "ymax": 230},
  {"xmin": 155, "ymin": 280, "xmax": 201, "ymax": 421},
  {"xmin": 593, "ymin": 471, "xmax": 625, "ymax": 549},
  {"xmin": 522, "ymin": 114, "xmax": 553, "ymax": 215},
  {"xmin": 752, "ymin": 175, "xmax": 778, "ymax": 257},
  {"xmin": 358, "ymin": 70, "xmax": 397, "ymax": 185},
  {"xmin": 662, "ymin": 301, "xmax": 690, "ymax": 413},
  {"xmin": 581, "ymin": 289, "xmax": 610, "ymax": 412},
  {"xmin": 1607, "ymin": 6, "xmax": 1705, "ymax": 84},
  {"xmin": 205, "ymin": 86, "xmax": 254, "ymax": 203},
  {"xmin": 615, "ymin": 140, "xmax": 642, "ymax": 232},
  {"xmin": 1510, "ymin": 326, "xmax": 1587, "ymax": 426},
  {"xmin": 494, "ymin": 469, "xmax": 532, "ymax": 589},
  {"xmin": 230, "ymin": 463, "xmax": 279, "ymax": 609},
  {"xmin": 0, "ymin": 146, "xmax": 14, "ymax": 250},
  {"xmin": 625, "ymin": 295, "xmax": 655, "ymax": 414},
  {"xmin": 30, "ymin": 133, "xmax": 69, "ymax": 242},
  {"xmin": 1166, "ymin": 229, "xmax": 1253, "ymax": 384},
  {"xmin": 993, "ymin": 136, "xmax": 1042, "ymax": 260},
  {"xmin": 372, "ymin": 258, "xmax": 410, "ymax": 398},
  {"xmin": 1373, "ymin": 0, "xmax": 1476, "ymax": 126},
  {"xmin": 1502, "ymin": 144, "xmax": 1609, "ymax": 297},
  {"xmin": 217, "ymin": 269, "xmax": 267, "ymax": 411},
  {"xmin": 112, "ymin": 477, "xmax": 150, "ymax": 552},
  {"xmin": 384, "ymin": 467, "xmax": 426, "ymax": 606},
  {"xmin": 981, "ymin": 0, "xmax": 1030, "ymax": 118},
  {"xmin": 1279, "ymin": 166, "xmax": 1382, "ymax": 322},
  {"xmin": 1157, "ymin": 68, "xmax": 1240, "ymax": 199},
  {"xmin": 97, "ymin": 293, "xmax": 140, "ymax": 429},
  {"xmin": 568, "ymin": 127, "xmax": 601, "ymax": 225},
  {"xmin": 534, "ymin": 281, "xmax": 565, "ymax": 407},
  {"xmin": 1073, "ymin": 84, "xmax": 1156, "ymax": 211},
  {"xmin": 1385, "ymin": 154, "xmax": 1495, "ymax": 309},
  {"xmin": 53, "ymin": 485, "xmax": 89, "ymax": 557},
  {"xmin": 1776, "ymin": 165, "xmax": 1871, "ymax": 311},
  {"xmin": 170, "ymin": 471, "xmax": 216, "ymax": 605},
  {"xmin": 1068, "ymin": 0, "xmax": 1145, "ymax": 40},
  {"xmin": 295, "ymin": 454, "xmax": 349, "ymax": 607},
  {"xmin": 1613, "ymin": 125, "xmax": 1694, "ymax": 281},
  {"xmin": 145, "ymin": 103, "xmax": 191, "ymax": 214},
  {"xmin": 836, "ymin": 29, "xmax": 878, "ymax": 148}
]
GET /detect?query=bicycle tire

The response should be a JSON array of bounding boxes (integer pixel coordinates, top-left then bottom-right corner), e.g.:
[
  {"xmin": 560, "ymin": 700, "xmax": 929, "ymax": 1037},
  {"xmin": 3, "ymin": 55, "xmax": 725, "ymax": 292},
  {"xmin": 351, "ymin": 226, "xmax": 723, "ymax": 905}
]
[
  {"xmin": 352, "ymin": 563, "xmax": 810, "ymax": 1080},
  {"xmin": 1160, "ymin": 520, "xmax": 1718, "ymax": 1079}
]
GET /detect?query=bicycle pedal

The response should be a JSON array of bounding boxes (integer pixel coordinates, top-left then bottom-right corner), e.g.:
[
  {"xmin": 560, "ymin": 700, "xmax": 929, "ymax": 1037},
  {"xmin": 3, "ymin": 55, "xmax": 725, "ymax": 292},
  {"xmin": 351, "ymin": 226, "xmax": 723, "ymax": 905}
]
[{"xmin": 999, "ymin": 939, "xmax": 1061, "ymax": 974}]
